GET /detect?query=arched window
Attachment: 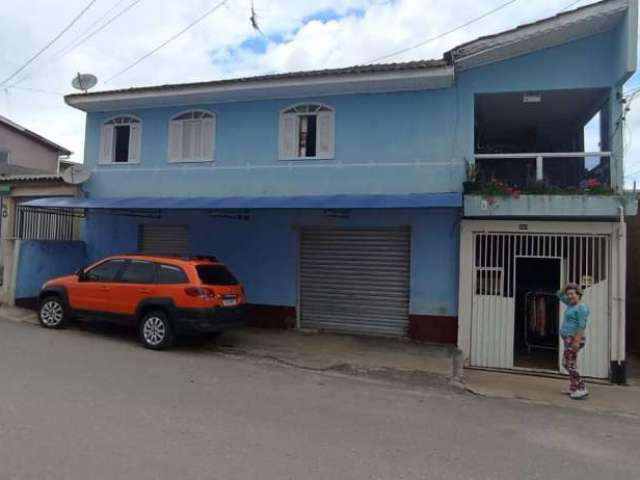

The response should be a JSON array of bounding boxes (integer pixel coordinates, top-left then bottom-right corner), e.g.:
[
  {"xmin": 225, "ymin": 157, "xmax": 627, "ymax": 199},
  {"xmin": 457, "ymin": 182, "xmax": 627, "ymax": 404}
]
[
  {"xmin": 168, "ymin": 110, "xmax": 216, "ymax": 162},
  {"xmin": 279, "ymin": 103, "xmax": 335, "ymax": 160},
  {"xmin": 100, "ymin": 115, "xmax": 142, "ymax": 164}
]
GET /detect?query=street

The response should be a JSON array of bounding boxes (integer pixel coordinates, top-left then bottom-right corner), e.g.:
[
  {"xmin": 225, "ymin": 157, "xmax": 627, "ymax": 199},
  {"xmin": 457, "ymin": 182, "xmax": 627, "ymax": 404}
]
[{"xmin": 0, "ymin": 319, "xmax": 639, "ymax": 480}]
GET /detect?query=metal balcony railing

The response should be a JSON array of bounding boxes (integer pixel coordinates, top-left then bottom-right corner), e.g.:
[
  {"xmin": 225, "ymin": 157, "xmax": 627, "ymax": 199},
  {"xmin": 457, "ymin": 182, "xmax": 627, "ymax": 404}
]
[{"xmin": 473, "ymin": 152, "xmax": 612, "ymax": 189}]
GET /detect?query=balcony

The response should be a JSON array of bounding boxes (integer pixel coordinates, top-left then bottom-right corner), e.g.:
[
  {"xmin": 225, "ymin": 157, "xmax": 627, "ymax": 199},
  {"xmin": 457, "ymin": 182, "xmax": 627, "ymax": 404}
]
[
  {"xmin": 464, "ymin": 89, "xmax": 637, "ymax": 218},
  {"xmin": 463, "ymin": 152, "xmax": 637, "ymax": 218}
]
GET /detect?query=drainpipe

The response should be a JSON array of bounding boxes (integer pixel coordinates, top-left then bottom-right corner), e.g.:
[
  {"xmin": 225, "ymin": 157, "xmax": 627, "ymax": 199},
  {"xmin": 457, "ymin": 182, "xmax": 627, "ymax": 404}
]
[{"xmin": 613, "ymin": 204, "xmax": 627, "ymax": 384}]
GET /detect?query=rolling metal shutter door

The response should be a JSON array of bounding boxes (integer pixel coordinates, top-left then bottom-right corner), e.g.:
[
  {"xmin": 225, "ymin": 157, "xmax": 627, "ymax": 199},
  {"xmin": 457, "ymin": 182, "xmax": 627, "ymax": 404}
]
[
  {"xmin": 300, "ymin": 227, "xmax": 410, "ymax": 336},
  {"xmin": 140, "ymin": 224, "xmax": 190, "ymax": 255}
]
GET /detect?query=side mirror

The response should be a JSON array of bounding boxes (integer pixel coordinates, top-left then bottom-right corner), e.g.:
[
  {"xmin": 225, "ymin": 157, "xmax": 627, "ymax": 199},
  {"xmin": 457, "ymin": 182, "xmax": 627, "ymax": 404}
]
[{"xmin": 75, "ymin": 268, "xmax": 87, "ymax": 281}]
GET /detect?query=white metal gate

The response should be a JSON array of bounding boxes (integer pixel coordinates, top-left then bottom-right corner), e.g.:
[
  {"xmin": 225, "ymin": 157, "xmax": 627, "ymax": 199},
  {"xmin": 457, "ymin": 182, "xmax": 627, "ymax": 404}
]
[
  {"xmin": 299, "ymin": 227, "xmax": 410, "ymax": 336},
  {"xmin": 470, "ymin": 232, "xmax": 610, "ymax": 378}
]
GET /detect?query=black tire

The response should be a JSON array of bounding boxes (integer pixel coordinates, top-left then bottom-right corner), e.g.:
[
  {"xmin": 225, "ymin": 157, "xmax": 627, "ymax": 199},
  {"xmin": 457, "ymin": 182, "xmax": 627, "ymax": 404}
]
[
  {"xmin": 39, "ymin": 296, "xmax": 69, "ymax": 329},
  {"xmin": 138, "ymin": 311, "xmax": 174, "ymax": 350}
]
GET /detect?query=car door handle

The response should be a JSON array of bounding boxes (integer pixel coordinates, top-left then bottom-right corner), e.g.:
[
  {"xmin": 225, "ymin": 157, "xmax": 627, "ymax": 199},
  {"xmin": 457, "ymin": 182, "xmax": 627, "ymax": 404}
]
[
  {"xmin": 98, "ymin": 286, "xmax": 111, "ymax": 291},
  {"xmin": 137, "ymin": 288, "xmax": 151, "ymax": 294}
]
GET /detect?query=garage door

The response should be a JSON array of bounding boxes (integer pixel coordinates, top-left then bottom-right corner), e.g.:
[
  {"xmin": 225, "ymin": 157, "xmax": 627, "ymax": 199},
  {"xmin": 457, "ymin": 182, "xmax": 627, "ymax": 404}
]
[
  {"xmin": 140, "ymin": 224, "xmax": 190, "ymax": 255},
  {"xmin": 300, "ymin": 227, "xmax": 411, "ymax": 336}
]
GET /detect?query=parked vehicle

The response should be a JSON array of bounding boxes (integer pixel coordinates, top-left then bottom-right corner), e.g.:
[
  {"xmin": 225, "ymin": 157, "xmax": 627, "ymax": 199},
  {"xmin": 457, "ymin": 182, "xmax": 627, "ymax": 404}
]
[{"xmin": 38, "ymin": 254, "xmax": 246, "ymax": 349}]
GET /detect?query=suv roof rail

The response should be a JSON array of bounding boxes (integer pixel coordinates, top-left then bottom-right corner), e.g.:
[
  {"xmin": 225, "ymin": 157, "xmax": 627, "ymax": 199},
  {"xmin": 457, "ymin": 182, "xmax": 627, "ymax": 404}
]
[{"xmin": 116, "ymin": 252, "xmax": 219, "ymax": 262}]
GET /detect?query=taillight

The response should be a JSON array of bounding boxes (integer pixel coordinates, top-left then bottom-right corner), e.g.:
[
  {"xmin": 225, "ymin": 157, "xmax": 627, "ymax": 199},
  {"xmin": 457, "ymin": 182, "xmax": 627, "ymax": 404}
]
[{"xmin": 184, "ymin": 287, "xmax": 216, "ymax": 299}]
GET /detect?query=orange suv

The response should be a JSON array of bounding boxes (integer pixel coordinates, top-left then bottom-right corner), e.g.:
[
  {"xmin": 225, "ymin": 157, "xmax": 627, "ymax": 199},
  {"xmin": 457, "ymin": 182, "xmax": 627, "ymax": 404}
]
[{"xmin": 38, "ymin": 254, "xmax": 246, "ymax": 349}]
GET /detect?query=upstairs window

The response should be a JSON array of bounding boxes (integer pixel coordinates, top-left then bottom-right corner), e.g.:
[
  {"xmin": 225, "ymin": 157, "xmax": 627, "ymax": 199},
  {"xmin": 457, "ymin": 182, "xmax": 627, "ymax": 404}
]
[
  {"xmin": 100, "ymin": 116, "xmax": 142, "ymax": 164},
  {"xmin": 168, "ymin": 110, "xmax": 215, "ymax": 162},
  {"xmin": 279, "ymin": 104, "xmax": 335, "ymax": 160}
]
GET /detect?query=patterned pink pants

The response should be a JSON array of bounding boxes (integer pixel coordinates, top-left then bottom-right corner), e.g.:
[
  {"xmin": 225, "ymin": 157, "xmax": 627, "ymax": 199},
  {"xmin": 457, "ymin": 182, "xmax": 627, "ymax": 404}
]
[{"xmin": 562, "ymin": 336, "xmax": 585, "ymax": 392}]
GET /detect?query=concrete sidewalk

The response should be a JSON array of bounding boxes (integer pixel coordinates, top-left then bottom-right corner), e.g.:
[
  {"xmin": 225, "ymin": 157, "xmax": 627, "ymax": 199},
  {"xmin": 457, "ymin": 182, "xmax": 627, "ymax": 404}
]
[
  {"xmin": 218, "ymin": 327, "xmax": 462, "ymax": 382},
  {"xmin": 465, "ymin": 368, "xmax": 640, "ymax": 417}
]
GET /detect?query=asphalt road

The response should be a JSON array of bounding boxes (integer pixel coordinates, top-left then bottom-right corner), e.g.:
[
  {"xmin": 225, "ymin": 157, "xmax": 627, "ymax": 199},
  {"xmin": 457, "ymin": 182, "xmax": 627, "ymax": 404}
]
[{"xmin": 0, "ymin": 319, "xmax": 639, "ymax": 480}]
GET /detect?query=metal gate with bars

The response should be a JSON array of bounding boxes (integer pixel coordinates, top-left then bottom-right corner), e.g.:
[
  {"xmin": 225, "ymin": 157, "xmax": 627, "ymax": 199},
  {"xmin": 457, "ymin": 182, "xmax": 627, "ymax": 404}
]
[
  {"xmin": 16, "ymin": 206, "xmax": 76, "ymax": 241},
  {"xmin": 299, "ymin": 227, "xmax": 411, "ymax": 337},
  {"xmin": 469, "ymin": 231, "xmax": 611, "ymax": 378}
]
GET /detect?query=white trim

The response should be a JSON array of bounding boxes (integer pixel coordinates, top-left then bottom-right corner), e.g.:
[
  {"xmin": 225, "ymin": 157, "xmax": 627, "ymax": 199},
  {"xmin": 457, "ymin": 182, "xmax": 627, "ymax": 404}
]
[
  {"xmin": 474, "ymin": 151, "xmax": 612, "ymax": 159},
  {"xmin": 65, "ymin": 67, "xmax": 455, "ymax": 112},
  {"xmin": 93, "ymin": 160, "xmax": 466, "ymax": 172},
  {"xmin": 279, "ymin": 103, "xmax": 335, "ymax": 161},
  {"xmin": 461, "ymin": 219, "xmax": 616, "ymax": 235},
  {"xmin": 167, "ymin": 109, "xmax": 216, "ymax": 163},
  {"xmin": 99, "ymin": 114, "xmax": 143, "ymax": 165}
]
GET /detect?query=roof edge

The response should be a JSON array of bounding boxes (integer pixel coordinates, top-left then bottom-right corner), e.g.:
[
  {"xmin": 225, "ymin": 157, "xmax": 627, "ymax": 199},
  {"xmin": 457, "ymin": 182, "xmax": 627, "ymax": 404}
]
[{"xmin": 64, "ymin": 61, "xmax": 453, "ymax": 111}]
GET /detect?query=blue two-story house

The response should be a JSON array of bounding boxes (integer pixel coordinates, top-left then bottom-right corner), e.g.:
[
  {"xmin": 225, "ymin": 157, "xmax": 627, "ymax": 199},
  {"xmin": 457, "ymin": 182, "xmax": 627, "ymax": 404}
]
[{"xmin": 20, "ymin": 0, "xmax": 638, "ymax": 382}]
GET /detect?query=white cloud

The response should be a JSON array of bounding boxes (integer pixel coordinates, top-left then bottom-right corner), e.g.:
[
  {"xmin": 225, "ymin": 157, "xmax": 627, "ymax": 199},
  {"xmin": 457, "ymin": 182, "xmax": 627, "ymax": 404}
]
[{"xmin": 1, "ymin": 0, "xmax": 638, "ymax": 186}]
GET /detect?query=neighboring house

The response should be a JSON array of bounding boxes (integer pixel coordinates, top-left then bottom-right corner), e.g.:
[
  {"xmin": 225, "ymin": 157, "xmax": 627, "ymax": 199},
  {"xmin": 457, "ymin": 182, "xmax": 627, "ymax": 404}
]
[
  {"xmin": 19, "ymin": 0, "xmax": 638, "ymax": 383},
  {"xmin": 0, "ymin": 115, "xmax": 81, "ymax": 304}
]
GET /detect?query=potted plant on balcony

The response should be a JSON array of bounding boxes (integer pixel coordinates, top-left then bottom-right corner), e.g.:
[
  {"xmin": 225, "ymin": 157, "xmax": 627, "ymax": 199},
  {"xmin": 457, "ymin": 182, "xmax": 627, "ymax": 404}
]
[{"xmin": 463, "ymin": 161, "xmax": 480, "ymax": 193}]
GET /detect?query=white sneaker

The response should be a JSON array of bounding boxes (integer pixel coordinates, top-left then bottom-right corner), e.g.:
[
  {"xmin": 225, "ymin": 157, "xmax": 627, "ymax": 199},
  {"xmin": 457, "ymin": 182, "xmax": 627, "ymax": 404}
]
[{"xmin": 570, "ymin": 388, "xmax": 589, "ymax": 400}]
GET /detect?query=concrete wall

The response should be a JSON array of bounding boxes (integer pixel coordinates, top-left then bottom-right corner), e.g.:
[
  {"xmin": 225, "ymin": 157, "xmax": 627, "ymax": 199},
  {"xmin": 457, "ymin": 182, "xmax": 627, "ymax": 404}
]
[
  {"xmin": 84, "ymin": 209, "xmax": 460, "ymax": 319},
  {"xmin": 15, "ymin": 240, "xmax": 86, "ymax": 300},
  {"xmin": 0, "ymin": 123, "xmax": 59, "ymax": 173}
]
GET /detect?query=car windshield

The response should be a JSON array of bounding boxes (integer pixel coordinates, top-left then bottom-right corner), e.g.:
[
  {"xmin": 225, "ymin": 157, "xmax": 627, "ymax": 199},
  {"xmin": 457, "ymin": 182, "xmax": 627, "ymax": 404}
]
[{"xmin": 196, "ymin": 265, "xmax": 238, "ymax": 285}]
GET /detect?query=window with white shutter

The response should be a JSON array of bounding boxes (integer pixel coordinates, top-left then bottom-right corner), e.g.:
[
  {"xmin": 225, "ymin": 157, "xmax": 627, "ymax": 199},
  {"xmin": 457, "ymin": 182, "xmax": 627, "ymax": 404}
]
[
  {"xmin": 100, "ymin": 116, "xmax": 142, "ymax": 164},
  {"xmin": 168, "ymin": 110, "xmax": 215, "ymax": 162},
  {"xmin": 279, "ymin": 104, "xmax": 335, "ymax": 160}
]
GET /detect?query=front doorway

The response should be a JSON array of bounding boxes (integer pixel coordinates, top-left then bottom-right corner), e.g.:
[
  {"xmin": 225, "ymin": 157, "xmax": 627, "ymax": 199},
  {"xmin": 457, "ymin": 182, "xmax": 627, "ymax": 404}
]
[{"xmin": 514, "ymin": 257, "xmax": 561, "ymax": 371}]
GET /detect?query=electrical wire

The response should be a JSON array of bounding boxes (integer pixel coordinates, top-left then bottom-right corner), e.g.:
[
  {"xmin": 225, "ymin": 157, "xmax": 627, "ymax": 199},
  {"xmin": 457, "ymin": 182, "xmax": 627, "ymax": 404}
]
[
  {"xmin": 105, "ymin": 0, "xmax": 229, "ymax": 83},
  {"xmin": 9, "ymin": 0, "xmax": 144, "ymax": 88},
  {"xmin": 368, "ymin": 0, "xmax": 520, "ymax": 64},
  {"xmin": 559, "ymin": 0, "xmax": 586, "ymax": 13},
  {"xmin": 0, "ymin": 0, "xmax": 98, "ymax": 86},
  {"xmin": 2, "ymin": 85, "xmax": 65, "ymax": 96}
]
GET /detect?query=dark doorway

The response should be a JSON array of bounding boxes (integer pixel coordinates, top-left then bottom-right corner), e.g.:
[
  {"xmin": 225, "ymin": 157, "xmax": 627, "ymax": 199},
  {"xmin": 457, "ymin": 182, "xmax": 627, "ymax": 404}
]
[{"xmin": 514, "ymin": 257, "xmax": 561, "ymax": 370}]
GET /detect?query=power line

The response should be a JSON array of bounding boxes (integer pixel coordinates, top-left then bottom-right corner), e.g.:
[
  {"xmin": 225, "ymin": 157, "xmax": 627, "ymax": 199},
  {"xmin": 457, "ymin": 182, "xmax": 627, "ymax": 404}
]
[
  {"xmin": 2, "ymin": 85, "xmax": 64, "ymax": 96},
  {"xmin": 105, "ymin": 0, "xmax": 229, "ymax": 83},
  {"xmin": 0, "ymin": 0, "xmax": 98, "ymax": 86},
  {"xmin": 368, "ymin": 0, "xmax": 520, "ymax": 64},
  {"xmin": 9, "ymin": 0, "xmax": 144, "ymax": 88},
  {"xmin": 559, "ymin": 0, "xmax": 586, "ymax": 13}
]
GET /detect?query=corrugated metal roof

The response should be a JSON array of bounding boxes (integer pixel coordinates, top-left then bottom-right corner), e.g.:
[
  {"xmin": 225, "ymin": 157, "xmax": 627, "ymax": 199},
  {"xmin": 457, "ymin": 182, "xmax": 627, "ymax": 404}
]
[{"xmin": 0, "ymin": 173, "xmax": 64, "ymax": 182}]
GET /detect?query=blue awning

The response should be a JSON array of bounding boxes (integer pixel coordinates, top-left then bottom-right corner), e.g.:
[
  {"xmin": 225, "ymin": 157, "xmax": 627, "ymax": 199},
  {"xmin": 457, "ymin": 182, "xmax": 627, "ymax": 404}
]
[{"xmin": 21, "ymin": 193, "xmax": 462, "ymax": 210}]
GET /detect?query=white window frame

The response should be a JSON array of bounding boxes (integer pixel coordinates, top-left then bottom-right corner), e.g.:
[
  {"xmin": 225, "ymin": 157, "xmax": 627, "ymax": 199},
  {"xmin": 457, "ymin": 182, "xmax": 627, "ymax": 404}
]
[
  {"xmin": 168, "ymin": 109, "xmax": 216, "ymax": 163},
  {"xmin": 99, "ymin": 115, "xmax": 142, "ymax": 165},
  {"xmin": 279, "ymin": 103, "xmax": 335, "ymax": 161}
]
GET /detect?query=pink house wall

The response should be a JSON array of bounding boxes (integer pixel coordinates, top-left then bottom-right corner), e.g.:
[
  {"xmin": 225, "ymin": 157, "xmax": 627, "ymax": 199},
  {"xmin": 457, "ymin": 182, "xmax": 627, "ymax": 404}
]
[{"xmin": 0, "ymin": 123, "xmax": 60, "ymax": 173}]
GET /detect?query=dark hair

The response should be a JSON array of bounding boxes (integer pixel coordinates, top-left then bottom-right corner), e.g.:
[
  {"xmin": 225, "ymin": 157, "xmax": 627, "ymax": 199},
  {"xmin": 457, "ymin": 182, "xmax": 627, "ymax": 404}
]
[{"xmin": 564, "ymin": 283, "xmax": 583, "ymax": 298}]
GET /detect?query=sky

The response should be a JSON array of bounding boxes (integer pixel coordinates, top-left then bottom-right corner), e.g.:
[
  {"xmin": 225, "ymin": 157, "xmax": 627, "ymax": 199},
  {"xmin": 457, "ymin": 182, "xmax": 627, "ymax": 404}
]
[{"xmin": 1, "ymin": 0, "xmax": 640, "ymax": 185}]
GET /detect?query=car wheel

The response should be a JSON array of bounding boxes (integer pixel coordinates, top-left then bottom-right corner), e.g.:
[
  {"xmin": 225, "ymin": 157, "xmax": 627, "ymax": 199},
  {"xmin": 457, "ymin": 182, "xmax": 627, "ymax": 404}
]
[
  {"xmin": 39, "ymin": 297, "xmax": 68, "ymax": 329},
  {"xmin": 139, "ymin": 311, "xmax": 174, "ymax": 350}
]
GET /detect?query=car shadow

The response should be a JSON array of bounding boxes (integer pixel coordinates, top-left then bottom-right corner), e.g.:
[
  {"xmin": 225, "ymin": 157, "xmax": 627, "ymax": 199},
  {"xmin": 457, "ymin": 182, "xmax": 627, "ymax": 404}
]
[{"xmin": 68, "ymin": 318, "xmax": 227, "ymax": 352}]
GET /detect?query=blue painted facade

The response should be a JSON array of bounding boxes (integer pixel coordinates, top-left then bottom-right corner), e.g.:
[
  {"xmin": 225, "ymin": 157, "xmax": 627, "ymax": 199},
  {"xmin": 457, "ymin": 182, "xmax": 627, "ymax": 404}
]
[{"xmin": 15, "ymin": 5, "xmax": 637, "ymax": 342}]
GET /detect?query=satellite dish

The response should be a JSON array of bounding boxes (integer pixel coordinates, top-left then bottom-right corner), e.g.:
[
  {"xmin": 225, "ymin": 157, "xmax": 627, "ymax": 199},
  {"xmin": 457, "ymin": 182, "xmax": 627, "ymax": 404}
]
[
  {"xmin": 61, "ymin": 164, "xmax": 91, "ymax": 184},
  {"xmin": 71, "ymin": 73, "xmax": 98, "ymax": 93}
]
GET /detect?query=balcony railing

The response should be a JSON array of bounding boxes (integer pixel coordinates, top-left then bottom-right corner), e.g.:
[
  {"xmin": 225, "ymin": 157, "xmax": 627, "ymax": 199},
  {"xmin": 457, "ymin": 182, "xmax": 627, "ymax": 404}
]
[{"xmin": 473, "ymin": 152, "xmax": 612, "ymax": 191}]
